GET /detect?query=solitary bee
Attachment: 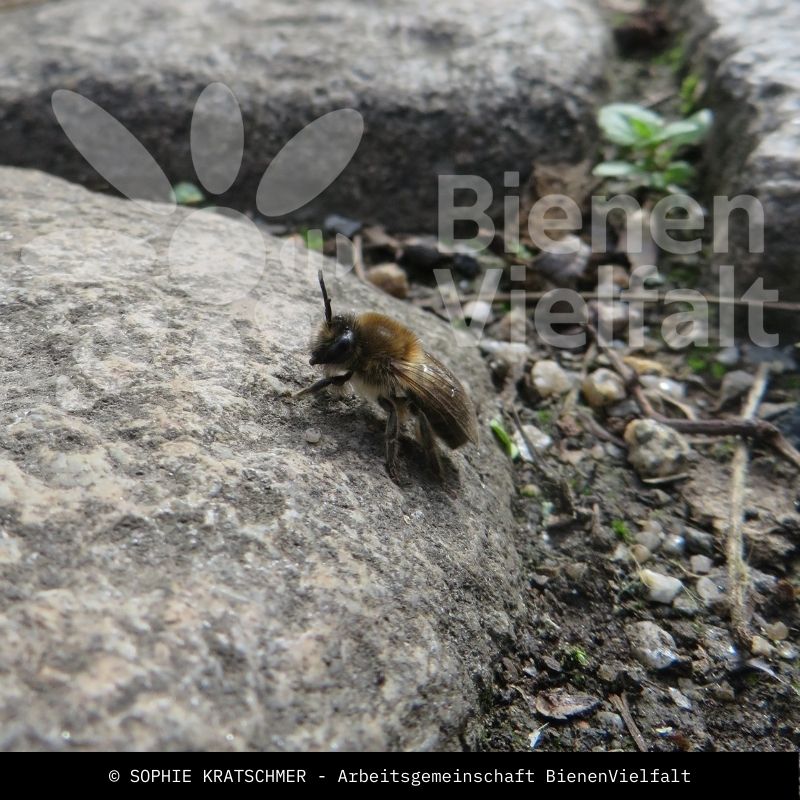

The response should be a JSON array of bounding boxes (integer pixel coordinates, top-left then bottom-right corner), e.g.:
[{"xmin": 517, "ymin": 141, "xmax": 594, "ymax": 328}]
[{"xmin": 296, "ymin": 270, "xmax": 479, "ymax": 482}]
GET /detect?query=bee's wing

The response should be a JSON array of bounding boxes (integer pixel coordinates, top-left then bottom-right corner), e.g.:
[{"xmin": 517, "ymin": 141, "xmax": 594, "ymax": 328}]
[{"xmin": 393, "ymin": 352, "xmax": 479, "ymax": 448}]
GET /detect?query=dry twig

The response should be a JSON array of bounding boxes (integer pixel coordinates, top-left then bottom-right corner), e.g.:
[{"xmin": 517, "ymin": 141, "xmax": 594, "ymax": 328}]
[
  {"xmin": 610, "ymin": 693, "xmax": 648, "ymax": 753},
  {"xmin": 726, "ymin": 363, "xmax": 770, "ymax": 647}
]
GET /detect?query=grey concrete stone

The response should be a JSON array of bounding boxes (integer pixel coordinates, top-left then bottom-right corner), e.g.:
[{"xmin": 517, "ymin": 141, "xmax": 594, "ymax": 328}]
[
  {"xmin": 0, "ymin": 167, "xmax": 522, "ymax": 751},
  {"xmin": 674, "ymin": 0, "xmax": 800, "ymax": 305},
  {"xmin": 0, "ymin": 0, "xmax": 609, "ymax": 230}
]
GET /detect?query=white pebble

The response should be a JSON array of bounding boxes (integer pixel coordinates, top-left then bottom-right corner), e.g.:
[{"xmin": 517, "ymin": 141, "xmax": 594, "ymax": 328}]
[
  {"xmin": 640, "ymin": 569, "xmax": 684, "ymax": 604},
  {"xmin": 751, "ymin": 635, "xmax": 774, "ymax": 658},
  {"xmin": 582, "ymin": 368, "xmax": 626, "ymax": 408},
  {"xmin": 690, "ymin": 554, "xmax": 713, "ymax": 574},
  {"xmin": 765, "ymin": 621, "xmax": 789, "ymax": 642},
  {"xmin": 669, "ymin": 687, "xmax": 692, "ymax": 710},
  {"xmin": 636, "ymin": 521, "xmax": 663, "ymax": 552},
  {"xmin": 531, "ymin": 359, "xmax": 572, "ymax": 397},
  {"xmin": 463, "ymin": 300, "xmax": 492, "ymax": 326},
  {"xmin": 640, "ymin": 375, "xmax": 686, "ymax": 399},
  {"xmin": 696, "ymin": 576, "xmax": 724, "ymax": 604},
  {"xmin": 304, "ymin": 428, "xmax": 321, "ymax": 444},
  {"xmin": 627, "ymin": 621, "xmax": 679, "ymax": 670}
]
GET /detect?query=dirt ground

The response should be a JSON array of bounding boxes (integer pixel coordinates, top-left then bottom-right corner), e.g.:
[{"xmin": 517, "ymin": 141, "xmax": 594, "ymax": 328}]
[{"xmin": 468, "ymin": 398, "xmax": 799, "ymax": 752}]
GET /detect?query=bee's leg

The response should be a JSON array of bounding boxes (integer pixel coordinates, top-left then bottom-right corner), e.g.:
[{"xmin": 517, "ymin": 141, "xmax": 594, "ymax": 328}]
[
  {"xmin": 294, "ymin": 371, "xmax": 352, "ymax": 398},
  {"xmin": 379, "ymin": 396, "xmax": 401, "ymax": 483},
  {"xmin": 415, "ymin": 408, "xmax": 444, "ymax": 479}
]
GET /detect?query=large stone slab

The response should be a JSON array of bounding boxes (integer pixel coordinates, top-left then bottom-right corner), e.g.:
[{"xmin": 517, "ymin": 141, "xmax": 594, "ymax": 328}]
[
  {"xmin": 674, "ymin": 0, "xmax": 800, "ymax": 303},
  {"xmin": 0, "ymin": 0, "xmax": 609, "ymax": 229},
  {"xmin": 0, "ymin": 167, "xmax": 522, "ymax": 751}
]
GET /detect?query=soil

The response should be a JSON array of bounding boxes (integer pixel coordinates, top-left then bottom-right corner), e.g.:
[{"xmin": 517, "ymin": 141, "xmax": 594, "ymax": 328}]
[{"xmin": 462, "ymin": 6, "xmax": 800, "ymax": 752}]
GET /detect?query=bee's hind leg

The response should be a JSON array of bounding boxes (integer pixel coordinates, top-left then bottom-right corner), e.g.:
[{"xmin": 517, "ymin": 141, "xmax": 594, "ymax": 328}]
[
  {"xmin": 379, "ymin": 396, "xmax": 402, "ymax": 484},
  {"xmin": 414, "ymin": 408, "xmax": 444, "ymax": 479}
]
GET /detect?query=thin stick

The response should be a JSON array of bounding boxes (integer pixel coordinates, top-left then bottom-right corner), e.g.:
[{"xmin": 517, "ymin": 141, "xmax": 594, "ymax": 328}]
[
  {"xmin": 727, "ymin": 363, "xmax": 769, "ymax": 647},
  {"xmin": 610, "ymin": 693, "xmax": 648, "ymax": 753}
]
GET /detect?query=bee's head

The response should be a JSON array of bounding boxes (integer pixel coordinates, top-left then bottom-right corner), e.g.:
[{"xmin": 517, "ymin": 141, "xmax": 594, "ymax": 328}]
[
  {"xmin": 309, "ymin": 270, "xmax": 357, "ymax": 366},
  {"xmin": 310, "ymin": 315, "xmax": 357, "ymax": 366}
]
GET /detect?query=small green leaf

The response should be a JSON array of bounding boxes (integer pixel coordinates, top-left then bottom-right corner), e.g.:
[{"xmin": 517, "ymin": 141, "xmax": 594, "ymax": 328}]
[
  {"xmin": 490, "ymin": 418, "xmax": 519, "ymax": 461},
  {"xmin": 680, "ymin": 74, "xmax": 701, "ymax": 115},
  {"xmin": 172, "ymin": 181, "xmax": 205, "ymax": 205},
  {"xmin": 611, "ymin": 519, "xmax": 632, "ymax": 543},
  {"xmin": 655, "ymin": 109, "xmax": 713, "ymax": 148},
  {"xmin": 592, "ymin": 160, "xmax": 641, "ymax": 177},
  {"xmin": 598, "ymin": 103, "xmax": 664, "ymax": 146},
  {"xmin": 662, "ymin": 160, "xmax": 696, "ymax": 187}
]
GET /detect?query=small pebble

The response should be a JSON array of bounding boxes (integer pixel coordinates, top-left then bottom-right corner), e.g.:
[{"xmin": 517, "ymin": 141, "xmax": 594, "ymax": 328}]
[
  {"xmin": 597, "ymin": 663, "xmax": 620, "ymax": 683},
  {"xmin": 684, "ymin": 526, "xmax": 714, "ymax": 555},
  {"xmin": 565, "ymin": 562, "xmax": 588, "ymax": 582},
  {"xmin": 640, "ymin": 568, "xmax": 684, "ymax": 604},
  {"xmin": 636, "ymin": 521, "xmax": 663, "ymax": 552},
  {"xmin": 304, "ymin": 428, "xmax": 321, "ymax": 444},
  {"xmin": 751, "ymin": 635, "xmax": 774, "ymax": 658},
  {"xmin": 715, "ymin": 346, "xmax": 739, "ymax": 367},
  {"xmin": 777, "ymin": 643, "xmax": 797, "ymax": 661},
  {"xmin": 0, "ymin": 231, "xmax": 13, "ymax": 241},
  {"xmin": 672, "ymin": 594, "xmax": 699, "ymax": 616},
  {"xmin": 696, "ymin": 576, "xmax": 724, "ymax": 605},
  {"xmin": 703, "ymin": 626, "xmax": 739, "ymax": 666},
  {"xmin": 582, "ymin": 368, "xmax": 626, "ymax": 408},
  {"xmin": 690, "ymin": 554, "xmax": 713, "ymax": 574},
  {"xmin": 765, "ymin": 621, "xmax": 789, "ymax": 642},
  {"xmin": 624, "ymin": 419, "xmax": 691, "ymax": 479},
  {"xmin": 611, "ymin": 543, "xmax": 631, "ymax": 562},
  {"xmin": 630, "ymin": 544, "xmax": 652, "ymax": 563},
  {"xmin": 711, "ymin": 682, "xmax": 735, "ymax": 702},
  {"xmin": 640, "ymin": 375, "xmax": 686, "ymax": 399},
  {"xmin": 662, "ymin": 533, "xmax": 685, "ymax": 556},
  {"xmin": 627, "ymin": 620, "xmax": 680, "ymax": 670},
  {"xmin": 596, "ymin": 711, "xmax": 625, "ymax": 731},
  {"xmin": 463, "ymin": 300, "xmax": 492, "ymax": 326},
  {"xmin": 531, "ymin": 359, "xmax": 573, "ymax": 397},
  {"xmin": 716, "ymin": 370, "xmax": 754, "ymax": 409},
  {"xmin": 515, "ymin": 425, "xmax": 552, "ymax": 461},
  {"xmin": 366, "ymin": 263, "xmax": 409, "ymax": 299},
  {"xmin": 669, "ymin": 687, "xmax": 692, "ymax": 710}
]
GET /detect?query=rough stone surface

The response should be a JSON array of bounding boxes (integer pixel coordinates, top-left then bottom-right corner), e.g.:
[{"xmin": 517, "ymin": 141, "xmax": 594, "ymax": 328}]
[
  {"xmin": 0, "ymin": 0, "xmax": 609, "ymax": 230},
  {"xmin": 0, "ymin": 167, "xmax": 523, "ymax": 751},
  {"xmin": 673, "ymin": 0, "xmax": 800, "ymax": 305}
]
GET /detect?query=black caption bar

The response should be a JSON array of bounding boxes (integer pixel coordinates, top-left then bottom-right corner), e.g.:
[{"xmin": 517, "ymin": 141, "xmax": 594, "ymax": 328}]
[{"xmin": 3, "ymin": 752, "xmax": 798, "ymax": 797}]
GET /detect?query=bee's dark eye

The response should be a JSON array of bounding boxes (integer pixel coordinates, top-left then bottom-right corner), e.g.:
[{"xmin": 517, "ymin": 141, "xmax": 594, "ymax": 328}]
[
  {"xmin": 326, "ymin": 330, "xmax": 354, "ymax": 363},
  {"xmin": 310, "ymin": 329, "xmax": 354, "ymax": 365}
]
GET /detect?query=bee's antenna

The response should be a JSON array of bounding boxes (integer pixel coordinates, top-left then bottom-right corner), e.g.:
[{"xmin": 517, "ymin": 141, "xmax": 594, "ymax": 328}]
[{"xmin": 318, "ymin": 269, "xmax": 332, "ymax": 324}]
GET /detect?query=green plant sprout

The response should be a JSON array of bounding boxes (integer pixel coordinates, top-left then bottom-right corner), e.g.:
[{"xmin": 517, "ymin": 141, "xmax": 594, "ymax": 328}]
[{"xmin": 593, "ymin": 103, "xmax": 712, "ymax": 194}]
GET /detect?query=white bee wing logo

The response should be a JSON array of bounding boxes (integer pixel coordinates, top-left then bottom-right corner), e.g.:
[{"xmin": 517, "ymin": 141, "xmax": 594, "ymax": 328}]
[
  {"xmin": 256, "ymin": 108, "xmax": 364, "ymax": 216},
  {"xmin": 190, "ymin": 82, "xmax": 244, "ymax": 195},
  {"xmin": 52, "ymin": 86, "xmax": 363, "ymax": 217},
  {"xmin": 51, "ymin": 89, "xmax": 175, "ymax": 213}
]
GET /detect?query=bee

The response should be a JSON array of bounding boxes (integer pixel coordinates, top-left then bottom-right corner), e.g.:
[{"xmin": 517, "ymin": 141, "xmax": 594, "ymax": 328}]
[{"xmin": 296, "ymin": 270, "xmax": 479, "ymax": 482}]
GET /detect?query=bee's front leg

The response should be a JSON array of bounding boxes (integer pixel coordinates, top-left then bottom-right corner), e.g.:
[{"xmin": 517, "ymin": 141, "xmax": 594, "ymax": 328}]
[{"xmin": 294, "ymin": 371, "xmax": 353, "ymax": 399}]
